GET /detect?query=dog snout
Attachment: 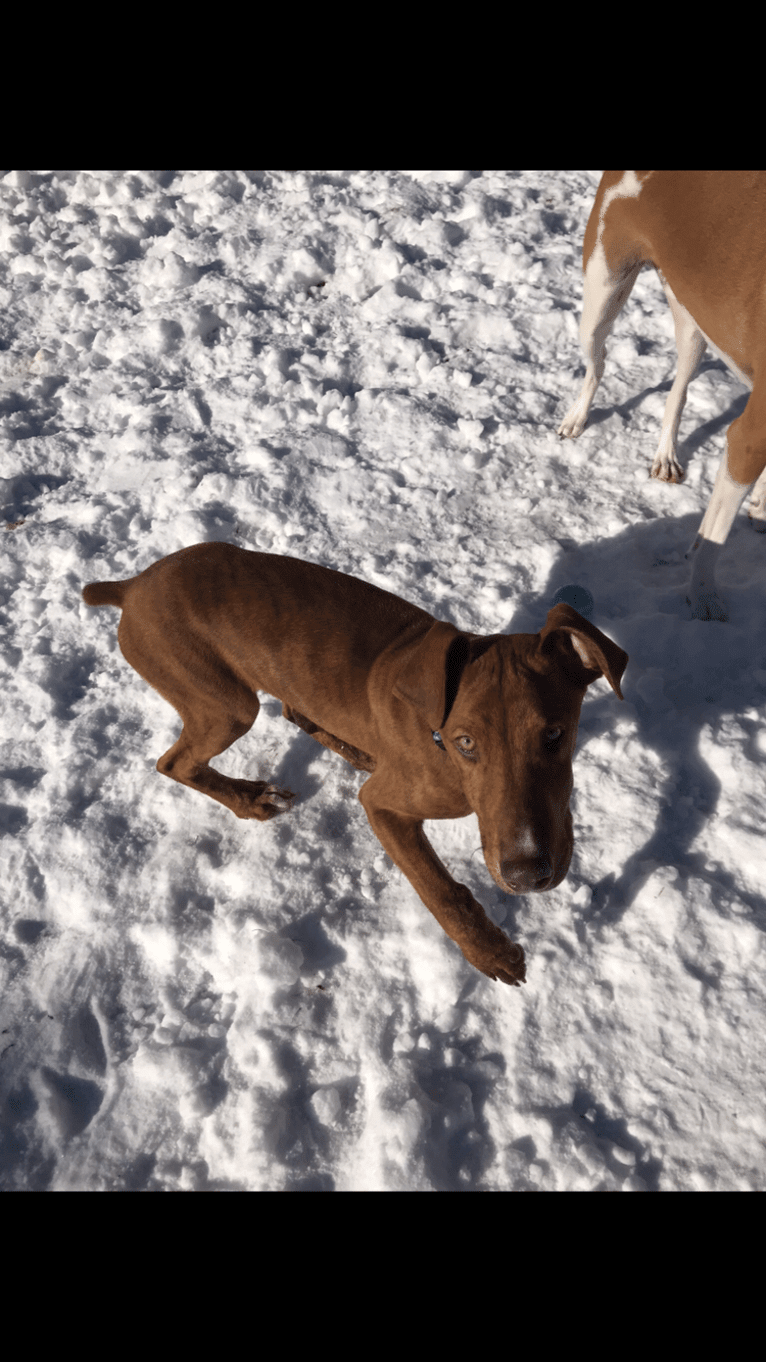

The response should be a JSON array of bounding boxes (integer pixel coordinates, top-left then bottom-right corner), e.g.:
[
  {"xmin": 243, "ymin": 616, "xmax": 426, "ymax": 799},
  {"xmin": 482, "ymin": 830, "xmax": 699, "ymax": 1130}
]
[{"xmin": 500, "ymin": 855, "xmax": 554, "ymax": 893}]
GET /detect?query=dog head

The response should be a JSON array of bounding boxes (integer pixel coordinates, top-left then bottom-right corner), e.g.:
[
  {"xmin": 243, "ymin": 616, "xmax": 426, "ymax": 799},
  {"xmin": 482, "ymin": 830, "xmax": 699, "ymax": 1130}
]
[{"xmin": 394, "ymin": 603, "xmax": 627, "ymax": 894}]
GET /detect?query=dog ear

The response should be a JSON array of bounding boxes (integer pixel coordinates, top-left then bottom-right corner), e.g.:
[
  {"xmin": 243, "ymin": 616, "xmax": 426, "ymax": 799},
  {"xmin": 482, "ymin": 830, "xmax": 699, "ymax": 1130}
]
[
  {"xmin": 393, "ymin": 622, "xmax": 468, "ymax": 729},
  {"xmin": 539, "ymin": 603, "xmax": 628, "ymax": 698}
]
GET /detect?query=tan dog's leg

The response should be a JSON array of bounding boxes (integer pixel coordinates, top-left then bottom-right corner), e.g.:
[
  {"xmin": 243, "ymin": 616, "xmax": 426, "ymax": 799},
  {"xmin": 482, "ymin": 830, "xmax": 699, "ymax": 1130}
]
[
  {"xmin": 359, "ymin": 780, "xmax": 525, "ymax": 986},
  {"xmin": 686, "ymin": 383, "xmax": 766, "ymax": 618},
  {"xmin": 748, "ymin": 465, "xmax": 766, "ymax": 530},
  {"xmin": 558, "ymin": 252, "xmax": 642, "ymax": 440},
  {"xmin": 651, "ymin": 278, "xmax": 707, "ymax": 482}
]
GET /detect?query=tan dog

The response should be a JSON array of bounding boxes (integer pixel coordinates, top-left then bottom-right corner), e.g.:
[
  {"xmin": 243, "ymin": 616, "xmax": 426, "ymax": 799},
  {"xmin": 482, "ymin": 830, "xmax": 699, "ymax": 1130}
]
[
  {"xmin": 83, "ymin": 544, "xmax": 627, "ymax": 986},
  {"xmin": 559, "ymin": 171, "xmax": 766, "ymax": 620}
]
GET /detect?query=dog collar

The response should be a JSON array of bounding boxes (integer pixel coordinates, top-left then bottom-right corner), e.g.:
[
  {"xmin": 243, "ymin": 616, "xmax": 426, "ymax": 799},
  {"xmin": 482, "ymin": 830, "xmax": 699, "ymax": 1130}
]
[{"xmin": 432, "ymin": 730, "xmax": 446, "ymax": 750}]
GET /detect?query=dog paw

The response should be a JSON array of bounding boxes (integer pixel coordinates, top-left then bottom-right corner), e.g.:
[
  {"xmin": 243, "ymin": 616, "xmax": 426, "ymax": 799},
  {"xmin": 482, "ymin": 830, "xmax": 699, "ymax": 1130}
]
[
  {"xmin": 492, "ymin": 957, "xmax": 526, "ymax": 986},
  {"xmin": 651, "ymin": 455, "xmax": 684, "ymax": 483},
  {"xmin": 558, "ymin": 409, "xmax": 586, "ymax": 440},
  {"xmin": 233, "ymin": 781, "xmax": 296, "ymax": 820},
  {"xmin": 465, "ymin": 928, "xmax": 526, "ymax": 986},
  {"xmin": 259, "ymin": 784, "xmax": 296, "ymax": 815}
]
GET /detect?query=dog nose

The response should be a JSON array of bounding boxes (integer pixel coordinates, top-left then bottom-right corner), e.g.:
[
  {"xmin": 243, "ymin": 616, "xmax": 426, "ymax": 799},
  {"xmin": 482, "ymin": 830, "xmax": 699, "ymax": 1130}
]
[{"xmin": 500, "ymin": 856, "xmax": 553, "ymax": 892}]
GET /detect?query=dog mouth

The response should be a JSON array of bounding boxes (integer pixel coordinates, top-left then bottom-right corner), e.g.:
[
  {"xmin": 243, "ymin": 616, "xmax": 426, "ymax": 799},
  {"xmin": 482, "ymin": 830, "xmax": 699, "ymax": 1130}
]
[
  {"xmin": 485, "ymin": 847, "xmax": 570, "ymax": 895},
  {"xmin": 496, "ymin": 868, "xmax": 554, "ymax": 894},
  {"xmin": 483, "ymin": 811, "xmax": 574, "ymax": 895}
]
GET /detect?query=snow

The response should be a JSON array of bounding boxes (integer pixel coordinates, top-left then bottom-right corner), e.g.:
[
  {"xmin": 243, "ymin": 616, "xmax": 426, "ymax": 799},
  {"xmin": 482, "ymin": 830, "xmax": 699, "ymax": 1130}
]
[{"xmin": 2, "ymin": 169, "xmax": 765, "ymax": 1192}]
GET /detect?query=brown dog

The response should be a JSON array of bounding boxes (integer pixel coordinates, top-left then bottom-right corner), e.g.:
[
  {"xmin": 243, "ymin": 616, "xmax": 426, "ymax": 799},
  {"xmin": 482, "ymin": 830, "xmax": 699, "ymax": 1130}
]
[{"xmin": 83, "ymin": 544, "xmax": 627, "ymax": 986}]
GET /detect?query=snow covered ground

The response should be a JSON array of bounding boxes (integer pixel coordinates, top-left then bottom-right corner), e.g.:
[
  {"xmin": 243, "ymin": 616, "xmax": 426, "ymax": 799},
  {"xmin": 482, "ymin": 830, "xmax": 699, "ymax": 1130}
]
[{"xmin": 2, "ymin": 169, "xmax": 765, "ymax": 1191}]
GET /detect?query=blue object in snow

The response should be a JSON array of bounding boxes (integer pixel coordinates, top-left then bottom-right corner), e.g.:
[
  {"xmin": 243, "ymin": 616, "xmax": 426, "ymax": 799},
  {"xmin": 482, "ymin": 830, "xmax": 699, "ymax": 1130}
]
[{"xmin": 551, "ymin": 584, "xmax": 594, "ymax": 620}]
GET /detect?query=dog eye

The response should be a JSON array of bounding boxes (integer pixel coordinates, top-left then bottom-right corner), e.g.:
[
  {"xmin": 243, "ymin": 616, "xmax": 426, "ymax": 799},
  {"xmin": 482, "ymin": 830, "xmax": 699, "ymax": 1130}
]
[{"xmin": 455, "ymin": 735, "xmax": 476, "ymax": 756}]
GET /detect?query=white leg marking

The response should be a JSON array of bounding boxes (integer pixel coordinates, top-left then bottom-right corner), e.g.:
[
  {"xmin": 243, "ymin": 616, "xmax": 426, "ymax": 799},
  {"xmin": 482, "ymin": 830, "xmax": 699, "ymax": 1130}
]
[
  {"xmin": 686, "ymin": 453, "xmax": 754, "ymax": 619},
  {"xmin": 559, "ymin": 172, "xmax": 645, "ymax": 441},
  {"xmin": 748, "ymin": 466, "xmax": 766, "ymax": 530},
  {"xmin": 558, "ymin": 249, "xmax": 642, "ymax": 438},
  {"xmin": 651, "ymin": 278, "xmax": 707, "ymax": 483}
]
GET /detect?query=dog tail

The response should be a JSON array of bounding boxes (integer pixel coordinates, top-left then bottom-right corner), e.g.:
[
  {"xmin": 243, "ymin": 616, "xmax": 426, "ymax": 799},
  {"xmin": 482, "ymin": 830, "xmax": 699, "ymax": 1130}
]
[{"xmin": 82, "ymin": 580, "xmax": 127, "ymax": 608}]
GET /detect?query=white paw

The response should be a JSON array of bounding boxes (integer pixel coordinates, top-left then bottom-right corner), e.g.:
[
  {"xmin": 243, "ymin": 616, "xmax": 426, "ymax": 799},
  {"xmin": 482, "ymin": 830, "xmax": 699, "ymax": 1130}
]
[
  {"xmin": 558, "ymin": 403, "xmax": 588, "ymax": 439},
  {"xmin": 651, "ymin": 452, "xmax": 684, "ymax": 483}
]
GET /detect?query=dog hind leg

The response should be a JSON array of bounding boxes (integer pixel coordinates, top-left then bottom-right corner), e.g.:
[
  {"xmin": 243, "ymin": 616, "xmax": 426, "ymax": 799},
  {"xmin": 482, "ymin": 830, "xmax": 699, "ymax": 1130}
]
[
  {"xmin": 156, "ymin": 697, "xmax": 295, "ymax": 820},
  {"xmin": 117, "ymin": 614, "xmax": 294, "ymax": 819}
]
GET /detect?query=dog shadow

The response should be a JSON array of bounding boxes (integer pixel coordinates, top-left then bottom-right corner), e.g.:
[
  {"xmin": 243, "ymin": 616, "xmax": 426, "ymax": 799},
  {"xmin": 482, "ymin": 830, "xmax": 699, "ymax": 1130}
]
[{"xmin": 505, "ymin": 506, "xmax": 766, "ymax": 932}]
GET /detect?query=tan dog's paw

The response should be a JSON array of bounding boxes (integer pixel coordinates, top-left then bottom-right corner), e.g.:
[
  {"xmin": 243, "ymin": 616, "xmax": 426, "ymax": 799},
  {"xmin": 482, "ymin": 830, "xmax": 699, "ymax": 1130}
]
[
  {"xmin": 651, "ymin": 456, "xmax": 684, "ymax": 483},
  {"xmin": 558, "ymin": 410, "xmax": 587, "ymax": 439}
]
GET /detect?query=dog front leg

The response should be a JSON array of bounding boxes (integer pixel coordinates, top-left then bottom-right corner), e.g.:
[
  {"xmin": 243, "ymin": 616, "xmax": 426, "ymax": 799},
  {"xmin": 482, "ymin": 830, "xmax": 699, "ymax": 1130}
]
[{"xmin": 359, "ymin": 788, "xmax": 525, "ymax": 986}]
